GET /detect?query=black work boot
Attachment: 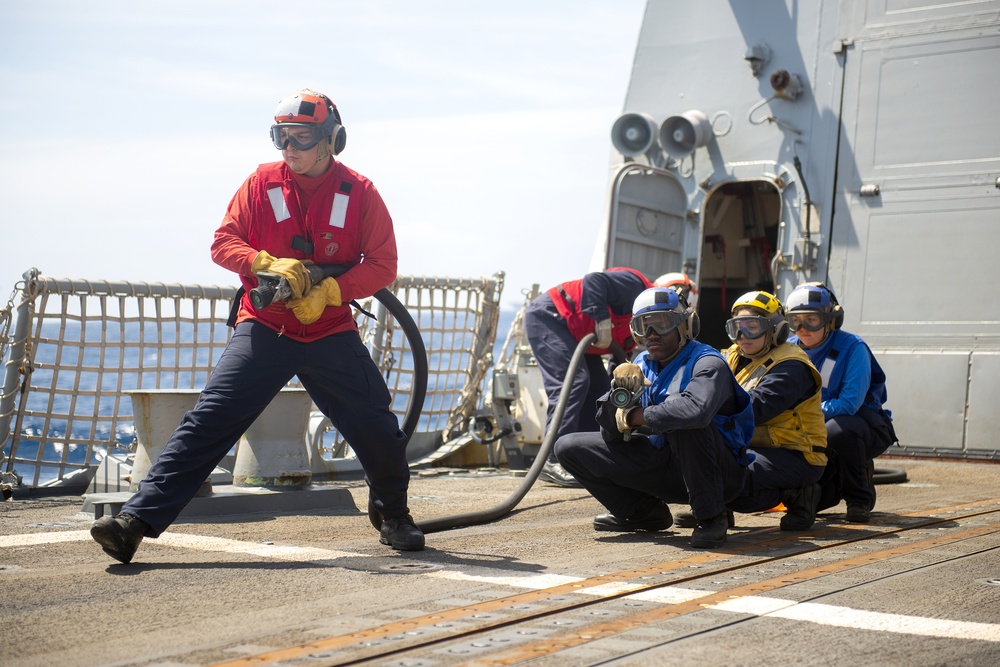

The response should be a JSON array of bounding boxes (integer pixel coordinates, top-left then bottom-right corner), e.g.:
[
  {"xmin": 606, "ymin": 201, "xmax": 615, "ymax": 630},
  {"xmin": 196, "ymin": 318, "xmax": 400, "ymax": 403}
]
[
  {"xmin": 690, "ymin": 512, "xmax": 728, "ymax": 549},
  {"xmin": 845, "ymin": 460, "xmax": 876, "ymax": 523},
  {"xmin": 866, "ymin": 458, "xmax": 877, "ymax": 511},
  {"xmin": 593, "ymin": 498, "xmax": 672, "ymax": 532},
  {"xmin": 367, "ymin": 497, "xmax": 383, "ymax": 530},
  {"xmin": 379, "ymin": 514, "xmax": 425, "ymax": 551},
  {"xmin": 846, "ymin": 503, "xmax": 871, "ymax": 523},
  {"xmin": 780, "ymin": 483, "xmax": 820, "ymax": 531},
  {"xmin": 539, "ymin": 460, "xmax": 582, "ymax": 488},
  {"xmin": 91, "ymin": 513, "xmax": 148, "ymax": 564},
  {"xmin": 674, "ymin": 509, "xmax": 735, "ymax": 530}
]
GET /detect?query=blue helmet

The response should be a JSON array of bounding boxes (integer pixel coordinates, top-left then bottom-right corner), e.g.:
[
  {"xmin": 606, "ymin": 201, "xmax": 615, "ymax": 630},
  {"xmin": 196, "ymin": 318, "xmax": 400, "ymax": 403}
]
[
  {"xmin": 630, "ymin": 288, "xmax": 698, "ymax": 342},
  {"xmin": 633, "ymin": 287, "xmax": 681, "ymax": 316},
  {"xmin": 785, "ymin": 283, "xmax": 844, "ymax": 330}
]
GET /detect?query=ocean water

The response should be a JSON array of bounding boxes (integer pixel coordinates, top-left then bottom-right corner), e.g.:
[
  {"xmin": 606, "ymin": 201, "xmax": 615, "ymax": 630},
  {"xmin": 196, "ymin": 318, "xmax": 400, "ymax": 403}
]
[{"xmin": 3, "ymin": 307, "xmax": 520, "ymax": 487}]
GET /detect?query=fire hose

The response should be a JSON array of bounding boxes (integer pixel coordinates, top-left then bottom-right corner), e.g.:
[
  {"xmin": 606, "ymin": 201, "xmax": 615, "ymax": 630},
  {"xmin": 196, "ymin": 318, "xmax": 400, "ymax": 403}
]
[
  {"xmin": 251, "ymin": 265, "xmax": 428, "ymax": 443},
  {"xmin": 411, "ymin": 333, "xmax": 620, "ymax": 534}
]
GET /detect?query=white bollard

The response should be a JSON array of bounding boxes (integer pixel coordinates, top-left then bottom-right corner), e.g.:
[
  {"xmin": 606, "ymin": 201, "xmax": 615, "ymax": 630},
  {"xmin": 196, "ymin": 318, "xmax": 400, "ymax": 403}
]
[
  {"xmin": 232, "ymin": 388, "xmax": 314, "ymax": 487},
  {"xmin": 127, "ymin": 389, "xmax": 212, "ymax": 496}
]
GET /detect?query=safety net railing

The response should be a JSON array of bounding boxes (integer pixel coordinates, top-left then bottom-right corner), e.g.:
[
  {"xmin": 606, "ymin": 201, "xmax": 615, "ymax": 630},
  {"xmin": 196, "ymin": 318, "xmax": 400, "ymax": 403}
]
[
  {"xmin": 0, "ymin": 268, "xmax": 504, "ymax": 491},
  {"xmin": 315, "ymin": 273, "xmax": 504, "ymax": 468}
]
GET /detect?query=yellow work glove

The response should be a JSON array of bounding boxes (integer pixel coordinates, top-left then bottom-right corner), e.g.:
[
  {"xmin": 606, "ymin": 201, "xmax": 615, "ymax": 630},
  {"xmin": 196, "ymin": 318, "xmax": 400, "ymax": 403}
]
[
  {"xmin": 250, "ymin": 250, "xmax": 312, "ymax": 300},
  {"xmin": 615, "ymin": 406, "xmax": 639, "ymax": 434},
  {"xmin": 250, "ymin": 249, "xmax": 276, "ymax": 274},
  {"xmin": 288, "ymin": 277, "xmax": 342, "ymax": 325},
  {"xmin": 612, "ymin": 363, "xmax": 650, "ymax": 393},
  {"xmin": 594, "ymin": 318, "xmax": 613, "ymax": 348}
]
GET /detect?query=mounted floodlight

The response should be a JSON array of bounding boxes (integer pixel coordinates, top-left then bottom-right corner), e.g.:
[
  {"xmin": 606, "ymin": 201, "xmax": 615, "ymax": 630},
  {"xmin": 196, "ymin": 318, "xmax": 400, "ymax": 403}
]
[
  {"xmin": 658, "ymin": 110, "xmax": 712, "ymax": 159},
  {"xmin": 611, "ymin": 112, "xmax": 658, "ymax": 158}
]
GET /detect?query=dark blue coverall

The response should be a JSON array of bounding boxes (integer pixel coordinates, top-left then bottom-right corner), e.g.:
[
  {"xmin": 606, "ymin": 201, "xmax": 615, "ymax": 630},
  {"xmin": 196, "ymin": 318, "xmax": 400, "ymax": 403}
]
[
  {"xmin": 726, "ymin": 357, "xmax": 825, "ymax": 513},
  {"xmin": 554, "ymin": 353, "xmax": 748, "ymax": 522},
  {"xmin": 118, "ymin": 322, "xmax": 410, "ymax": 537}
]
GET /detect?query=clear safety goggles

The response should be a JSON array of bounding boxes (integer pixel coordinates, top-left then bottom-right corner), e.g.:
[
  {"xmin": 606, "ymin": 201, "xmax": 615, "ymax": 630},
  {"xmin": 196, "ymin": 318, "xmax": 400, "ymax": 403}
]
[
  {"xmin": 629, "ymin": 310, "xmax": 686, "ymax": 339},
  {"xmin": 787, "ymin": 312, "xmax": 826, "ymax": 333},
  {"xmin": 725, "ymin": 315, "xmax": 770, "ymax": 341},
  {"xmin": 270, "ymin": 123, "xmax": 327, "ymax": 151}
]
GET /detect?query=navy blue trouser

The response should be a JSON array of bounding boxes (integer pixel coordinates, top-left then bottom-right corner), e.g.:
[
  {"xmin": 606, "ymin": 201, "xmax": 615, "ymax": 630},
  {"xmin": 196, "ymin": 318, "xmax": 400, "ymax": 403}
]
[
  {"xmin": 554, "ymin": 425, "xmax": 748, "ymax": 522},
  {"xmin": 122, "ymin": 321, "xmax": 410, "ymax": 537},
  {"xmin": 727, "ymin": 447, "xmax": 824, "ymax": 514},
  {"xmin": 524, "ymin": 294, "xmax": 610, "ymax": 457},
  {"xmin": 821, "ymin": 407, "xmax": 894, "ymax": 510}
]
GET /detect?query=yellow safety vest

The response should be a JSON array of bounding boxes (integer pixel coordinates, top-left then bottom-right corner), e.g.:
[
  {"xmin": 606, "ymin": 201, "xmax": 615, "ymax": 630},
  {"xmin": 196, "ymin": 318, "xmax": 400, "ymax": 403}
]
[{"xmin": 725, "ymin": 343, "xmax": 828, "ymax": 467}]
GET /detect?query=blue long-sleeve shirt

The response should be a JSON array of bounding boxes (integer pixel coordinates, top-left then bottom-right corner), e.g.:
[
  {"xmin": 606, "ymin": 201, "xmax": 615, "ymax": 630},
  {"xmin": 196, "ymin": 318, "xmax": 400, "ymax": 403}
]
[
  {"xmin": 818, "ymin": 339, "xmax": 870, "ymax": 419},
  {"xmin": 791, "ymin": 329, "xmax": 875, "ymax": 420}
]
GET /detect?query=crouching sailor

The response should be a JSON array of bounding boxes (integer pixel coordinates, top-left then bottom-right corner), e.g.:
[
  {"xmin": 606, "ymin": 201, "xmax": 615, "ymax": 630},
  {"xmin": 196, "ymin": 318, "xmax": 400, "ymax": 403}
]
[
  {"xmin": 721, "ymin": 291, "xmax": 828, "ymax": 531},
  {"xmin": 554, "ymin": 287, "xmax": 754, "ymax": 549},
  {"xmin": 786, "ymin": 282, "xmax": 897, "ymax": 523}
]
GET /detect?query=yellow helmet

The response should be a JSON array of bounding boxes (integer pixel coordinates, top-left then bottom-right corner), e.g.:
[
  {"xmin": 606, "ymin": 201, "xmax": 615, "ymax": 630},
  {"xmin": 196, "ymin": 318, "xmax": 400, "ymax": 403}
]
[
  {"xmin": 728, "ymin": 290, "xmax": 788, "ymax": 346},
  {"xmin": 732, "ymin": 290, "xmax": 781, "ymax": 316}
]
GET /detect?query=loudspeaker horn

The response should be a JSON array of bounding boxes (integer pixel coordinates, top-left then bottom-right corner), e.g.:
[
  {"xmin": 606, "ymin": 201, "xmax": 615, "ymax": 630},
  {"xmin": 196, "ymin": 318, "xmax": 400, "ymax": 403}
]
[
  {"xmin": 659, "ymin": 110, "xmax": 712, "ymax": 159},
  {"xmin": 611, "ymin": 112, "xmax": 658, "ymax": 158}
]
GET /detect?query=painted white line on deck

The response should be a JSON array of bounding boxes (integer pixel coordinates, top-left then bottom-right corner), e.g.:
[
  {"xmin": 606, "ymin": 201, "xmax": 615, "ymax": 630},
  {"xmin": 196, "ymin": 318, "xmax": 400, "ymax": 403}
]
[
  {"xmin": 0, "ymin": 529, "xmax": 363, "ymax": 560},
  {"xmin": 711, "ymin": 598, "xmax": 1000, "ymax": 642},
  {"xmin": 427, "ymin": 569, "xmax": 712, "ymax": 605},
  {"xmin": 1, "ymin": 529, "xmax": 92, "ymax": 547},
  {"xmin": 629, "ymin": 586, "xmax": 714, "ymax": 604},
  {"xmin": 155, "ymin": 533, "xmax": 364, "ymax": 560},
  {"xmin": 425, "ymin": 569, "xmax": 583, "ymax": 590},
  {"xmin": 9, "ymin": 530, "xmax": 1000, "ymax": 643},
  {"xmin": 435, "ymin": 567, "xmax": 1000, "ymax": 642}
]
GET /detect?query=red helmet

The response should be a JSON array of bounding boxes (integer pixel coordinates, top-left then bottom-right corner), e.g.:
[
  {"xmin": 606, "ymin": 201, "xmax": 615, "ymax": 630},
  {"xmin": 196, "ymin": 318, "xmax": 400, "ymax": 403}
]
[
  {"xmin": 269, "ymin": 90, "xmax": 346, "ymax": 155},
  {"xmin": 654, "ymin": 272, "xmax": 698, "ymax": 308}
]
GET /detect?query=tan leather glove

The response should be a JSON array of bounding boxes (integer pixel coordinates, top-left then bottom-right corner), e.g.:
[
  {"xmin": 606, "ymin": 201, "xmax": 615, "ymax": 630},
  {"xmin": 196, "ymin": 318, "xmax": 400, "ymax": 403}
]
[
  {"xmin": 594, "ymin": 318, "xmax": 613, "ymax": 348},
  {"xmin": 612, "ymin": 363, "xmax": 649, "ymax": 393},
  {"xmin": 287, "ymin": 277, "xmax": 342, "ymax": 325},
  {"xmin": 616, "ymin": 406, "xmax": 639, "ymax": 433},
  {"xmin": 250, "ymin": 249, "xmax": 276, "ymax": 274},
  {"xmin": 250, "ymin": 250, "xmax": 312, "ymax": 300}
]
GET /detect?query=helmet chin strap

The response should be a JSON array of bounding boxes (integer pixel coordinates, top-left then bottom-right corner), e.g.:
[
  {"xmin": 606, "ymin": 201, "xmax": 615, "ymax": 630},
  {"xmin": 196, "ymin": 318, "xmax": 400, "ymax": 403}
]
[
  {"xmin": 313, "ymin": 154, "xmax": 333, "ymax": 176},
  {"xmin": 739, "ymin": 330, "xmax": 774, "ymax": 359},
  {"xmin": 316, "ymin": 136, "xmax": 334, "ymax": 161}
]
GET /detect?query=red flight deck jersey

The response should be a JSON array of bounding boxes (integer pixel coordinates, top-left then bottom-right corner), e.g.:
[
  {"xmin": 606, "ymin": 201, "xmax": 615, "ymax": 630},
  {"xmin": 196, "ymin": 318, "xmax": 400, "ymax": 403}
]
[
  {"xmin": 211, "ymin": 160, "xmax": 398, "ymax": 342},
  {"xmin": 547, "ymin": 267, "xmax": 652, "ymax": 355}
]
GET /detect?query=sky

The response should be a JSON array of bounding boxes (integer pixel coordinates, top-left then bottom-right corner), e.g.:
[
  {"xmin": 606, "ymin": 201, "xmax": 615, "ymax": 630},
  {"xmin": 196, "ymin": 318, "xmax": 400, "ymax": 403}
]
[{"xmin": 0, "ymin": 0, "xmax": 647, "ymax": 310}]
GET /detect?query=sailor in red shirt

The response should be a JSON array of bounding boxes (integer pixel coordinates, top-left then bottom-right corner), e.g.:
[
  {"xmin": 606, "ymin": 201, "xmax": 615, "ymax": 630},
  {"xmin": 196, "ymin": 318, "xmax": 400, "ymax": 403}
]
[
  {"xmin": 91, "ymin": 89, "xmax": 423, "ymax": 564},
  {"xmin": 524, "ymin": 268, "xmax": 654, "ymax": 486}
]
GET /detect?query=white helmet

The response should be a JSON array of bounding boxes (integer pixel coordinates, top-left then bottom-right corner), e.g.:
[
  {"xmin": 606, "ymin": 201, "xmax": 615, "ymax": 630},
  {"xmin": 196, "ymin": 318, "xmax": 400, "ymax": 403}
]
[{"xmin": 630, "ymin": 287, "xmax": 699, "ymax": 345}]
